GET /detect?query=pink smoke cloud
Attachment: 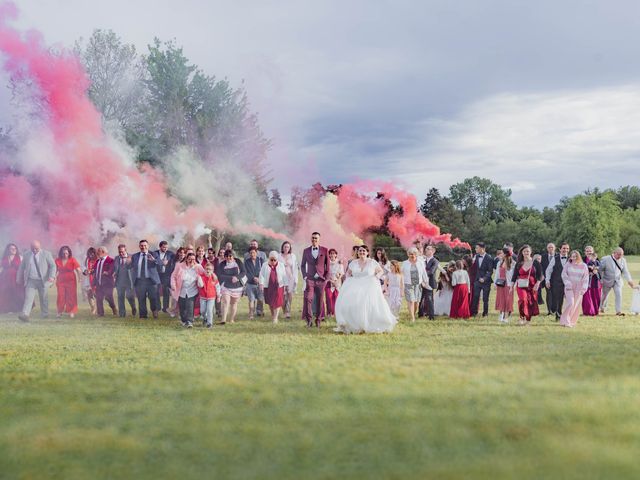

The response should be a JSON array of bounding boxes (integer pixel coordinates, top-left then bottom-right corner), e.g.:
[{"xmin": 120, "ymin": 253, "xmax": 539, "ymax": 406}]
[
  {"xmin": 0, "ymin": 3, "xmax": 233, "ymax": 247},
  {"xmin": 334, "ymin": 180, "xmax": 470, "ymax": 250}
]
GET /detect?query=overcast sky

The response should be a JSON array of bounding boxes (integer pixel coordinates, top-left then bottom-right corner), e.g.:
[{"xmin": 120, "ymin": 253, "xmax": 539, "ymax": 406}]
[{"xmin": 6, "ymin": 0, "xmax": 640, "ymax": 207}]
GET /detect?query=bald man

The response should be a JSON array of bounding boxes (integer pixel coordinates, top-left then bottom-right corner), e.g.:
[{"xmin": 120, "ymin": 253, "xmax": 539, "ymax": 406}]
[
  {"xmin": 17, "ymin": 241, "xmax": 57, "ymax": 321},
  {"xmin": 599, "ymin": 247, "xmax": 636, "ymax": 315}
]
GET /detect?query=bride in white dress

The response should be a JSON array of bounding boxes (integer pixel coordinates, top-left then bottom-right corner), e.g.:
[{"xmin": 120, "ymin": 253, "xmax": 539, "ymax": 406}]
[{"xmin": 334, "ymin": 246, "xmax": 397, "ymax": 334}]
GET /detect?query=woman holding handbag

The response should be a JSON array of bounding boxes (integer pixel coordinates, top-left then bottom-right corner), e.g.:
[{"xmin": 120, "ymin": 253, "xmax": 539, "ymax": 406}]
[
  {"xmin": 511, "ymin": 245, "xmax": 543, "ymax": 325},
  {"xmin": 494, "ymin": 247, "xmax": 515, "ymax": 323}
]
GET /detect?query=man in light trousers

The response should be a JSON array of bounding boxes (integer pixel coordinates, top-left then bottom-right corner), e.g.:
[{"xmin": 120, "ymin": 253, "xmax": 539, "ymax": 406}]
[
  {"xmin": 17, "ymin": 240, "xmax": 57, "ymax": 321},
  {"xmin": 599, "ymin": 247, "xmax": 637, "ymax": 315}
]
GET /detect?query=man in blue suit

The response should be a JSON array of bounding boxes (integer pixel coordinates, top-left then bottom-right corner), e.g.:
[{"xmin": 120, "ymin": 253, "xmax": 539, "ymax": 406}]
[
  {"xmin": 155, "ymin": 240, "xmax": 175, "ymax": 313},
  {"xmin": 127, "ymin": 239, "xmax": 161, "ymax": 319}
]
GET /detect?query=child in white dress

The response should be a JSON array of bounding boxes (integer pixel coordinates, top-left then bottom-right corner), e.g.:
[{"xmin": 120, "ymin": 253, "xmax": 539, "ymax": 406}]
[{"xmin": 385, "ymin": 260, "xmax": 404, "ymax": 316}]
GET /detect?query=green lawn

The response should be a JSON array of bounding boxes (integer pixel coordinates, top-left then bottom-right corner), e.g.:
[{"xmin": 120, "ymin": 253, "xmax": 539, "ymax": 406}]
[{"xmin": 1, "ymin": 258, "xmax": 640, "ymax": 479}]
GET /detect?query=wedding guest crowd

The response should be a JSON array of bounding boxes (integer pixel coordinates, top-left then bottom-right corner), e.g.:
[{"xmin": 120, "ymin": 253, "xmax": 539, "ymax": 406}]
[{"xmin": 3, "ymin": 236, "xmax": 638, "ymax": 329}]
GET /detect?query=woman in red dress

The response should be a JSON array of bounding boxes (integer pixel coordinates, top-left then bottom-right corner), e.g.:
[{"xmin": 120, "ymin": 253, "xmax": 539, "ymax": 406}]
[
  {"xmin": 259, "ymin": 251, "xmax": 286, "ymax": 323},
  {"xmin": 511, "ymin": 245, "xmax": 543, "ymax": 325},
  {"xmin": 0, "ymin": 243, "xmax": 24, "ymax": 313},
  {"xmin": 450, "ymin": 260, "xmax": 471, "ymax": 319},
  {"xmin": 82, "ymin": 247, "xmax": 98, "ymax": 315},
  {"xmin": 55, "ymin": 246, "xmax": 82, "ymax": 317}
]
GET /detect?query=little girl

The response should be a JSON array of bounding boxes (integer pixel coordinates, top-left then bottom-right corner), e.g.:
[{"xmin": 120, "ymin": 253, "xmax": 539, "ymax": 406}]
[
  {"xmin": 450, "ymin": 260, "xmax": 471, "ymax": 319},
  {"xmin": 385, "ymin": 260, "xmax": 404, "ymax": 316},
  {"xmin": 197, "ymin": 263, "xmax": 220, "ymax": 328},
  {"xmin": 325, "ymin": 249, "xmax": 345, "ymax": 317}
]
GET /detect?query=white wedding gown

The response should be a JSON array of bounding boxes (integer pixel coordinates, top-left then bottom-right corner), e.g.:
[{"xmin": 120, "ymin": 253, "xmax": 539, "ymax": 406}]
[{"xmin": 335, "ymin": 259, "xmax": 397, "ymax": 334}]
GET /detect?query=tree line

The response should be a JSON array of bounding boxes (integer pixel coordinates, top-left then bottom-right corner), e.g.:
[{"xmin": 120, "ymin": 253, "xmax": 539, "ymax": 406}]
[
  {"xmin": 9, "ymin": 29, "xmax": 639, "ymax": 255},
  {"xmin": 419, "ymin": 177, "xmax": 640, "ymax": 256}
]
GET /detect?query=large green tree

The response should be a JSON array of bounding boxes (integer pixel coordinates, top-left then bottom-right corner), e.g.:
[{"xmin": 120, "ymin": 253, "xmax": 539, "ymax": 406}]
[
  {"xmin": 448, "ymin": 176, "xmax": 518, "ymax": 222},
  {"xmin": 559, "ymin": 192, "xmax": 622, "ymax": 255},
  {"xmin": 619, "ymin": 208, "xmax": 640, "ymax": 254},
  {"xmin": 74, "ymin": 29, "xmax": 146, "ymax": 130}
]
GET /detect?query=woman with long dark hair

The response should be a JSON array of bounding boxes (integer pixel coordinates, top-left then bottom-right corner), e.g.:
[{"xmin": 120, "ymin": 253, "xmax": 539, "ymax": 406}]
[
  {"xmin": 494, "ymin": 247, "xmax": 515, "ymax": 323},
  {"xmin": 279, "ymin": 241, "xmax": 298, "ymax": 319},
  {"xmin": 511, "ymin": 245, "xmax": 543, "ymax": 325},
  {"xmin": 82, "ymin": 247, "xmax": 98, "ymax": 315},
  {"xmin": 55, "ymin": 246, "xmax": 82, "ymax": 318},
  {"xmin": 0, "ymin": 243, "xmax": 24, "ymax": 313}
]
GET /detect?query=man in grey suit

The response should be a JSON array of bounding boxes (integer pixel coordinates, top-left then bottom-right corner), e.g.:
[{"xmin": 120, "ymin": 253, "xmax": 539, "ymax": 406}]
[
  {"xmin": 114, "ymin": 244, "xmax": 137, "ymax": 317},
  {"xmin": 17, "ymin": 240, "xmax": 57, "ymax": 321},
  {"xmin": 127, "ymin": 239, "xmax": 161, "ymax": 319},
  {"xmin": 599, "ymin": 247, "xmax": 637, "ymax": 315}
]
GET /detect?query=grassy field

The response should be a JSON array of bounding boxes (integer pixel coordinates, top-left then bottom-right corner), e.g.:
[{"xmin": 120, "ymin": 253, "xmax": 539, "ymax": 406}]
[{"xmin": 1, "ymin": 259, "xmax": 640, "ymax": 479}]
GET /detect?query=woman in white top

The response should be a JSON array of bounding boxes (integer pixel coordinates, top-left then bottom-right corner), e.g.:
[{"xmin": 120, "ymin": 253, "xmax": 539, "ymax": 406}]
[
  {"xmin": 172, "ymin": 252, "xmax": 205, "ymax": 328},
  {"xmin": 325, "ymin": 248, "xmax": 345, "ymax": 317},
  {"xmin": 374, "ymin": 248, "xmax": 391, "ymax": 287},
  {"xmin": 259, "ymin": 251, "xmax": 288, "ymax": 323},
  {"xmin": 278, "ymin": 241, "xmax": 298, "ymax": 319},
  {"xmin": 335, "ymin": 245, "xmax": 397, "ymax": 334},
  {"xmin": 450, "ymin": 260, "xmax": 471, "ymax": 319},
  {"xmin": 401, "ymin": 247, "xmax": 429, "ymax": 322}
]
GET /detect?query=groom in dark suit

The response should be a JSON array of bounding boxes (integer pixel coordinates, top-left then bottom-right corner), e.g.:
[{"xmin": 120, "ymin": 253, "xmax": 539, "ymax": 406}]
[
  {"xmin": 471, "ymin": 242, "xmax": 493, "ymax": 317},
  {"xmin": 300, "ymin": 232, "xmax": 329, "ymax": 328}
]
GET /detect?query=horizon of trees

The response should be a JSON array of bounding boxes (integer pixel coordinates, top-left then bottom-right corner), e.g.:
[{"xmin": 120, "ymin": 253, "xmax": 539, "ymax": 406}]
[{"xmin": 3, "ymin": 29, "xmax": 639, "ymax": 257}]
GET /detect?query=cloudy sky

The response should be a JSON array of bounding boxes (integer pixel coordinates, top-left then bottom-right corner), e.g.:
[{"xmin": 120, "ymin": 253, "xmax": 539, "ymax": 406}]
[{"xmin": 6, "ymin": 0, "xmax": 640, "ymax": 207}]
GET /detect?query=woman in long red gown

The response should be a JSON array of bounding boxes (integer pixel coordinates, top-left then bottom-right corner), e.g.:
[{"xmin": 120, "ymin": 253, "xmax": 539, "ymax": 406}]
[
  {"xmin": 0, "ymin": 243, "xmax": 24, "ymax": 313},
  {"xmin": 450, "ymin": 260, "xmax": 471, "ymax": 319},
  {"xmin": 55, "ymin": 246, "xmax": 82, "ymax": 317},
  {"xmin": 259, "ymin": 252, "xmax": 286, "ymax": 323},
  {"xmin": 512, "ymin": 245, "xmax": 543, "ymax": 325}
]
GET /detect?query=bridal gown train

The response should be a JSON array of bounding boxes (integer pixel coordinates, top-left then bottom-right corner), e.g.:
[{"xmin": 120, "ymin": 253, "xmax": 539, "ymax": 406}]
[{"xmin": 335, "ymin": 259, "xmax": 397, "ymax": 334}]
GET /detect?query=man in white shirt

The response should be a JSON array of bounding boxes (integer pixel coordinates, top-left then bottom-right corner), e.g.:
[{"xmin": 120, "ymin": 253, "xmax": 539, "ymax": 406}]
[
  {"xmin": 599, "ymin": 247, "xmax": 636, "ymax": 315},
  {"xmin": 17, "ymin": 240, "xmax": 57, "ymax": 321},
  {"xmin": 545, "ymin": 242, "xmax": 570, "ymax": 320}
]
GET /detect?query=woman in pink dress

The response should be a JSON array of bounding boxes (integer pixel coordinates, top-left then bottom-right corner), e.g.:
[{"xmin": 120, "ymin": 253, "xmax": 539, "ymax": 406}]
[
  {"xmin": 581, "ymin": 246, "xmax": 601, "ymax": 316},
  {"xmin": 511, "ymin": 245, "xmax": 543, "ymax": 325},
  {"xmin": 0, "ymin": 243, "xmax": 24, "ymax": 313},
  {"xmin": 560, "ymin": 250, "xmax": 589, "ymax": 328},
  {"xmin": 494, "ymin": 247, "xmax": 515, "ymax": 323}
]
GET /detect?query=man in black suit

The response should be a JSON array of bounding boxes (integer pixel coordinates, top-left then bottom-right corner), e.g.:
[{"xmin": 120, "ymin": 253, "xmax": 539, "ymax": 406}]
[
  {"xmin": 418, "ymin": 245, "xmax": 439, "ymax": 320},
  {"xmin": 471, "ymin": 242, "xmax": 493, "ymax": 317},
  {"xmin": 545, "ymin": 242, "xmax": 570, "ymax": 321},
  {"xmin": 155, "ymin": 240, "xmax": 175, "ymax": 313},
  {"xmin": 540, "ymin": 242, "xmax": 556, "ymax": 315}
]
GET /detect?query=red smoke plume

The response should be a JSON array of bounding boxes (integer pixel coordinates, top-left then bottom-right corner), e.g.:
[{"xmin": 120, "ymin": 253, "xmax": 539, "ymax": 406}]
[{"xmin": 335, "ymin": 181, "xmax": 470, "ymax": 250}]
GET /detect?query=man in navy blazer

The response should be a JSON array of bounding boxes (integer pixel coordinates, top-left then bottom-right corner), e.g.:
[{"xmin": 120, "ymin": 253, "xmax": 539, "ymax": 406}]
[
  {"xmin": 128, "ymin": 239, "xmax": 161, "ymax": 319},
  {"xmin": 154, "ymin": 240, "xmax": 175, "ymax": 313},
  {"xmin": 471, "ymin": 242, "xmax": 493, "ymax": 317}
]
